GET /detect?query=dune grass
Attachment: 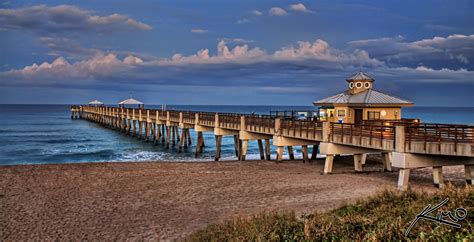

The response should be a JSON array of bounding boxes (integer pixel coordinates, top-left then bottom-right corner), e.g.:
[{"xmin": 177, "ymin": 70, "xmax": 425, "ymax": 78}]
[{"xmin": 188, "ymin": 185, "xmax": 473, "ymax": 241}]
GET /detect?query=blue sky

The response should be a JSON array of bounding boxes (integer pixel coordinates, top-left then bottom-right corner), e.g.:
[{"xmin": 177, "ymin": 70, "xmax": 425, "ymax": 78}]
[{"xmin": 0, "ymin": 0, "xmax": 473, "ymax": 106}]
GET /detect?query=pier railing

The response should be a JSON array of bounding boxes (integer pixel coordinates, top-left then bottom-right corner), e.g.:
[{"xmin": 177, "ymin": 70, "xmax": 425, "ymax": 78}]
[
  {"xmin": 405, "ymin": 124, "xmax": 474, "ymax": 152},
  {"xmin": 219, "ymin": 114, "xmax": 241, "ymax": 130},
  {"xmin": 76, "ymin": 105, "xmax": 474, "ymax": 156},
  {"xmin": 330, "ymin": 122, "xmax": 396, "ymax": 150},
  {"xmin": 280, "ymin": 120, "xmax": 323, "ymax": 140},
  {"xmin": 182, "ymin": 111, "xmax": 196, "ymax": 124},
  {"xmin": 245, "ymin": 116, "xmax": 275, "ymax": 134},
  {"xmin": 198, "ymin": 112, "xmax": 216, "ymax": 126}
]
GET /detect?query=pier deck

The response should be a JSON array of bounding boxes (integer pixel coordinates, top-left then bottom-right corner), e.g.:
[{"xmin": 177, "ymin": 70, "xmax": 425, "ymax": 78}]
[{"xmin": 71, "ymin": 106, "xmax": 474, "ymax": 190}]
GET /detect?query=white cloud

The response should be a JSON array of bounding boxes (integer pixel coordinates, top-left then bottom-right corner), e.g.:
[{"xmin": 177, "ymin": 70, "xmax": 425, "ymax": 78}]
[
  {"xmin": 252, "ymin": 10, "xmax": 263, "ymax": 16},
  {"xmin": 0, "ymin": 5, "xmax": 152, "ymax": 33},
  {"xmin": 348, "ymin": 34, "xmax": 474, "ymax": 69},
  {"xmin": 237, "ymin": 18, "xmax": 250, "ymax": 24},
  {"xmin": 269, "ymin": 7, "xmax": 287, "ymax": 16},
  {"xmin": 191, "ymin": 28, "xmax": 208, "ymax": 34},
  {"xmin": 2, "ymin": 35, "xmax": 472, "ymax": 90},
  {"xmin": 289, "ymin": 3, "xmax": 311, "ymax": 13}
]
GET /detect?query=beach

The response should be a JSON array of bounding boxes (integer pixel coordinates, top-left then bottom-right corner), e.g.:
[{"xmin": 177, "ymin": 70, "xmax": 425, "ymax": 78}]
[{"xmin": 0, "ymin": 155, "xmax": 466, "ymax": 240}]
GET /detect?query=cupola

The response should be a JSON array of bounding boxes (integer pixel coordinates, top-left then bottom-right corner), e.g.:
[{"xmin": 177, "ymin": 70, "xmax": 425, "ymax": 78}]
[{"xmin": 346, "ymin": 71, "xmax": 374, "ymax": 94}]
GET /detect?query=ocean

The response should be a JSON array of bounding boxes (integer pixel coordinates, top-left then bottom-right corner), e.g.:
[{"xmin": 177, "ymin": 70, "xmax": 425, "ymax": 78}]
[{"xmin": 0, "ymin": 104, "xmax": 473, "ymax": 166}]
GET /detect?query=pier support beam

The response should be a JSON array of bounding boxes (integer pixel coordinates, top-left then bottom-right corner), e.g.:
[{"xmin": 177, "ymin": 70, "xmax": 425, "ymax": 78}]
[
  {"xmin": 392, "ymin": 152, "xmax": 474, "ymax": 190},
  {"xmin": 195, "ymin": 131, "xmax": 204, "ymax": 157},
  {"xmin": 382, "ymin": 152, "xmax": 392, "ymax": 171},
  {"xmin": 215, "ymin": 135, "xmax": 222, "ymax": 161},
  {"xmin": 265, "ymin": 139, "xmax": 271, "ymax": 160},
  {"xmin": 277, "ymin": 146, "xmax": 284, "ymax": 162},
  {"xmin": 398, "ymin": 168, "xmax": 411, "ymax": 190},
  {"xmin": 324, "ymin": 154, "xmax": 334, "ymax": 174},
  {"xmin": 302, "ymin": 145, "xmax": 309, "ymax": 163},
  {"xmin": 465, "ymin": 165, "xmax": 474, "ymax": 185},
  {"xmin": 257, "ymin": 140, "xmax": 264, "ymax": 160},
  {"xmin": 233, "ymin": 135, "xmax": 240, "ymax": 158},
  {"xmin": 287, "ymin": 146, "xmax": 294, "ymax": 160},
  {"xmin": 311, "ymin": 144, "xmax": 319, "ymax": 161},
  {"xmin": 241, "ymin": 140, "xmax": 248, "ymax": 161},
  {"xmin": 166, "ymin": 126, "xmax": 171, "ymax": 148},
  {"xmin": 353, "ymin": 154, "xmax": 365, "ymax": 172},
  {"xmin": 432, "ymin": 166, "xmax": 444, "ymax": 188}
]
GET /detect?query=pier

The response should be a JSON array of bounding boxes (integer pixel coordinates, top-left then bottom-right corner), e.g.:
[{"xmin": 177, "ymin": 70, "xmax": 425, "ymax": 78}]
[
  {"xmin": 70, "ymin": 72, "xmax": 474, "ymax": 190},
  {"xmin": 71, "ymin": 105, "xmax": 474, "ymax": 190}
]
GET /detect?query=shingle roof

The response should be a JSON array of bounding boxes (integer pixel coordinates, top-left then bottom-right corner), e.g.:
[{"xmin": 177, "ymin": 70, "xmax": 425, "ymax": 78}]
[
  {"xmin": 346, "ymin": 71, "xmax": 374, "ymax": 82},
  {"xmin": 313, "ymin": 89, "xmax": 413, "ymax": 106},
  {"xmin": 118, "ymin": 98, "xmax": 144, "ymax": 105}
]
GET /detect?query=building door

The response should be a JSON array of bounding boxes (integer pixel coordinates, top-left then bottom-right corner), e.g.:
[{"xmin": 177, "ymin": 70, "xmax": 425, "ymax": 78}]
[{"xmin": 354, "ymin": 109, "xmax": 363, "ymax": 126}]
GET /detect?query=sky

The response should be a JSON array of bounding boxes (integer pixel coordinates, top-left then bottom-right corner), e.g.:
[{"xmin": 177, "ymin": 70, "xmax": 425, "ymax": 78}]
[{"xmin": 0, "ymin": 0, "xmax": 473, "ymax": 106}]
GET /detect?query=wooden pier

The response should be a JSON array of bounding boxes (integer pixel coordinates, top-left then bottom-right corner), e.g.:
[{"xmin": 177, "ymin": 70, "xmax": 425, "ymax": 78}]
[{"xmin": 71, "ymin": 105, "xmax": 474, "ymax": 190}]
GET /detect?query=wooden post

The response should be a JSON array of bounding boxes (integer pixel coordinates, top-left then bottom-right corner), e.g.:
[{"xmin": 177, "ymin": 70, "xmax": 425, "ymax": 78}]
[
  {"xmin": 257, "ymin": 139, "xmax": 264, "ymax": 160},
  {"xmin": 277, "ymin": 146, "xmax": 284, "ymax": 162},
  {"xmin": 264, "ymin": 139, "xmax": 271, "ymax": 160},
  {"xmin": 215, "ymin": 135, "xmax": 222, "ymax": 161},
  {"xmin": 287, "ymin": 146, "xmax": 295, "ymax": 160},
  {"xmin": 179, "ymin": 128, "xmax": 185, "ymax": 151},
  {"xmin": 161, "ymin": 125, "xmax": 165, "ymax": 143},
  {"xmin": 138, "ymin": 110, "xmax": 142, "ymax": 139},
  {"xmin": 233, "ymin": 135, "xmax": 239, "ymax": 157},
  {"xmin": 466, "ymin": 165, "xmax": 474, "ymax": 185},
  {"xmin": 398, "ymin": 168, "xmax": 410, "ymax": 190},
  {"xmin": 132, "ymin": 120, "xmax": 136, "ymax": 137},
  {"xmin": 323, "ymin": 154, "xmax": 334, "ymax": 174},
  {"xmin": 302, "ymin": 145, "xmax": 309, "ymax": 163},
  {"xmin": 241, "ymin": 140, "xmax": 249, "ymax": 161},
  {"xmin": 166, "ymin": 126, "xmax": 171, "ymax": 148},
  {"xmin": 311, "ymin": 144, "xmax": 319, "ymax": 160},
  {"xmin": 395, "ymin": 126, "xmax": 406, "ymax": 152},
  {"xmin": 175, "ymin": 126, "xmax": 180, "ymax": 143},
  {"xmin": 186, "ymin": 129, "xmax": 192, "ymax": 145},
  {"xmin": 195, "ymin": 131, "xmax": 204, "ymax": 157},
  {"xmin": 382, "ymin": 152, "xmax": 392, "ymax": 171},
  {"xmin": 171, "ymin": 126, "xmax": 176, "ymax": 146},
  {"xmin": 354, "ymin": 154, "xmax": 364, "ymax": 172},
  {"xmin": 433, "ymin": 166, "xmax": 444, "ymax": 188}
]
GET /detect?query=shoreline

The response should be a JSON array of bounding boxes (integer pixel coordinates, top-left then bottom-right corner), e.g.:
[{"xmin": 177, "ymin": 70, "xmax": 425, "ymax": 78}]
[{"xmin": 1, "ymin": 155, "xmax": 467, "ymax": 240}]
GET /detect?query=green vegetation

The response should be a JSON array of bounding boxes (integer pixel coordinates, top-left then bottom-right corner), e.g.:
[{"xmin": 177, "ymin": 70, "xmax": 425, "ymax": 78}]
[{"xmin": 189, "ymin": 185, "xmax": 473, "ymax": 241}]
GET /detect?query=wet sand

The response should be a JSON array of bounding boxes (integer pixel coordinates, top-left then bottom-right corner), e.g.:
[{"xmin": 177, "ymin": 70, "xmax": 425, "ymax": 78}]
[{"xmin": 0, "ymin": 155, "xmax": 466, "ymax": 240}]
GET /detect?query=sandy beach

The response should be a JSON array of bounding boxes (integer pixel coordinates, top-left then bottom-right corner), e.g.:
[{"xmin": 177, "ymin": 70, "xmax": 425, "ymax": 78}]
[{"xmin": 0, "ymin": 155, "xmax": 467, "ymax": 240}]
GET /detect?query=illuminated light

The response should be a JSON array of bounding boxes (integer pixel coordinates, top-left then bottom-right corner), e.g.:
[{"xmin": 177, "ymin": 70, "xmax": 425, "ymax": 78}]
[{"xmin": 381, "ymin": 110, "xmax": 387, "ymax": 117}]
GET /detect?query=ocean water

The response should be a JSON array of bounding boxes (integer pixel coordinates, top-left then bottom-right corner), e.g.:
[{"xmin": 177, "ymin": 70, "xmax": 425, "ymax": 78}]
[{"xmin": 0, "ymin": 105, "xmax": 473, "ymax": 166}]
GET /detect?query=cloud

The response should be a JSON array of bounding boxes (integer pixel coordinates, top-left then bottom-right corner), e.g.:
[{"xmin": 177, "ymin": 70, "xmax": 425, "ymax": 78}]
[
  {"xmin": 191, "ymin": 28, "xmax": 208, "ymax": 34},
  {"xmin": 289, "ymin": 3, "xmax": 311, "ymax": 13},
  {"xmin": 0, "ymin": 4, "xmax": 152, "ymax": 34},
  {"xmin": 39, "ymin": 37, "xmax": 101, "ymax": 59},
  {"xmin": 269, "ymin": 7, "xmax": 287, "ymax": 16},
  {"xmin": 236, "ymin": 18, "xmax": 250, "ymax": 24},
  {"xmin": 348, "ymin": 34, "xmax": 474, "ymax": 70},
  {"xmin": 252, "ymin": 10, "xmax": 263, "ymax": 16},
  {"xmin": 1, "ymin": 35, "xmax": 472, "ymax": 101},
  {"xmin": 219, "ymin": 38, "xmax": 254, "ymax": 44}
]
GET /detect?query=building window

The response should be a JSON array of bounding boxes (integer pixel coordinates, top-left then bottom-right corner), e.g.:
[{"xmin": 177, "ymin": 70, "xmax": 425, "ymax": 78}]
[
  {"xmin": 367, "ymin": 111, "xmax": 381, "ymax": 120},
  {"xmin": 337, "ymin": 109, "xmax": 346, "ymax": 117}
]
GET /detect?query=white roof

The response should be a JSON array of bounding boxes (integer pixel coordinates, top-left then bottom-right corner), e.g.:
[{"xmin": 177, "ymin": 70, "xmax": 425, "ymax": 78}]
[
  {"xmin": 88, "ymin": 100, "xmax": 103, "ymax": 105},
  {"xmin": 118, "ymin": 98, "xmax": 144, "ymax": 105}
]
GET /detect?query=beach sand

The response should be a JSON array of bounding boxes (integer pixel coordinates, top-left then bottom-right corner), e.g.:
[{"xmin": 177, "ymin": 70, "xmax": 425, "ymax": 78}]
[{"xmin": 0, "ymin": 155, "xmax": 467, "ymax": 240}]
